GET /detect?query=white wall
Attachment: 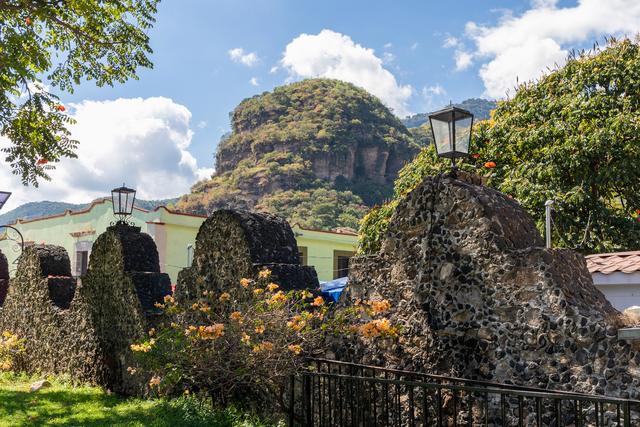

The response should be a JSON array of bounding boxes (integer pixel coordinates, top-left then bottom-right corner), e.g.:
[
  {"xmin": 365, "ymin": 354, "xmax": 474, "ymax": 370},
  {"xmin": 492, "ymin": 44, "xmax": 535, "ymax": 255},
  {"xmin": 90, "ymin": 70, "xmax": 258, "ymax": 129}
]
[{"xmin": 592, "ymin": 272, "xmax": 640, "ymax": 311}]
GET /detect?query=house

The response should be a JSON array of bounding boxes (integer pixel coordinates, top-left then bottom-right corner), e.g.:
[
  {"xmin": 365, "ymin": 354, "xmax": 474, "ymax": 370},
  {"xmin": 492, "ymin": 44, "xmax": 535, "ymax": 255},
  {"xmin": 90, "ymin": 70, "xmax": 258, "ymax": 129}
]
[
  {"xmin": 585, "ymin": 251, "xmax": 640, "ymax": 311},
  {"xmin": 0, "ymin": 199, "xmax": 358, "ymax": 283}
]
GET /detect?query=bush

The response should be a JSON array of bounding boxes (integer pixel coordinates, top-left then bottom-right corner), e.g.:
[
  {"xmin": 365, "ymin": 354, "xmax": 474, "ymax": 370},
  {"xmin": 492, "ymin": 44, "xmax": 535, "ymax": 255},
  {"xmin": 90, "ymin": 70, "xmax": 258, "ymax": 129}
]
[
  {"xmin": 130, "ymin": 269, "xmax": 398, "ymax": 411},
  {"xmin": 0, "ymin": 331, "xmax": 25, "ymax": 371}
]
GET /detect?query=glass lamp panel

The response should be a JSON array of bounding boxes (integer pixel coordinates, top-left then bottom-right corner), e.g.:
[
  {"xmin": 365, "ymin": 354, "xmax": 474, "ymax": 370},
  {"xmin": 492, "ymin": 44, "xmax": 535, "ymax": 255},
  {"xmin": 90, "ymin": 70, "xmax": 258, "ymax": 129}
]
[
  {"xmin": 454, "ymin": 116, "xmax": 472, "ymax": 155},
  {"xmin": 125, "ymin": 190, "xmax": 136, "ymax": 214},
  {"xmin": 431, "ymin": 118, "xmax": 453, "ymax": 156},
  {"xmin": 0, "ymin": 192, "xmax": 10, "ymax": 211}
]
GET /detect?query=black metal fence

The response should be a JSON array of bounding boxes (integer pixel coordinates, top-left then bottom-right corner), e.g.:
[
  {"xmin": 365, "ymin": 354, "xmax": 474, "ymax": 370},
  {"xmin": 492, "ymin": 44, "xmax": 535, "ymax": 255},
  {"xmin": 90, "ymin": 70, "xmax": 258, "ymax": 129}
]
[{"xmin": 286, "ymin": 359, "xmax": 640, "ymax": 426}]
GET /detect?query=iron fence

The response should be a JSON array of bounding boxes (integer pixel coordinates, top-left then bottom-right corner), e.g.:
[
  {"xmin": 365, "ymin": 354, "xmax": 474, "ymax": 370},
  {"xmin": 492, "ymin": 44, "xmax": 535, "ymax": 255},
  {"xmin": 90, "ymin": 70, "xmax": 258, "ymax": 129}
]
[{"xmin": 286, "ymin": 359, "xmax": 640, "ymax": 426}]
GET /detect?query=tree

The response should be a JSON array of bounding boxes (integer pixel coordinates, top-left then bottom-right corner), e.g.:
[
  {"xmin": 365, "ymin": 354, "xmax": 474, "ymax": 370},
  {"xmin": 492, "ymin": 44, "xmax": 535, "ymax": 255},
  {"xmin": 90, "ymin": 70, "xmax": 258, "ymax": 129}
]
[
  {"xmin": 1, "ymin": 0, "xmax": 159, "ymax": 185},
  {"xmin": 360, "ymin": 37, "xmax": 640, "ymax": 254}
]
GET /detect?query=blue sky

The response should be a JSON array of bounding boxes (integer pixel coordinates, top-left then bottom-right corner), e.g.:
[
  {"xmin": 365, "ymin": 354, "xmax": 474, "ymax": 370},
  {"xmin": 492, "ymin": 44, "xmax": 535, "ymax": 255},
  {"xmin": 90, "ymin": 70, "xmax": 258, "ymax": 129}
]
[{"xmin": 3, "ymin": 0, "xmax": 640, "ymax": 209}]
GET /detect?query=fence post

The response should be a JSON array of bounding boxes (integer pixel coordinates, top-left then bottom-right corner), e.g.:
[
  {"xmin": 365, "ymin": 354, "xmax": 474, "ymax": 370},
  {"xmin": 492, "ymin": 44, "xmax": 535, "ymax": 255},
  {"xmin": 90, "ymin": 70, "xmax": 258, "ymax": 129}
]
[
  {"xmin": 304, "ymin": 374, "xmax": 312, "ymax": 427},
  {"xmin": 289, "ymin": 375, "xmax": 295, "ymax": 427}
]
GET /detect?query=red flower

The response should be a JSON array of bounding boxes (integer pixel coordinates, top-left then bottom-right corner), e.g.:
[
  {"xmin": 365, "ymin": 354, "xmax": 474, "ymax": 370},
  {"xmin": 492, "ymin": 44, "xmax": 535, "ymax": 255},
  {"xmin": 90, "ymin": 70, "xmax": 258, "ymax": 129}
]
[
  {"xmin": 25, "ymin": 17, "xmax": 32, "ymax": 26},
  {"xmin": 56, "ymin": 104, "xmax": 66, "ymax": 112},
  {"xmin": 636, "ymin": 209, "xmax": 640, "ymax": 215},
  {"xmin": 471, "ymin": 153, "xmax": 480, "ymax": 159},
  {"xmin": 484, "ymin": 161, "xmax": 497, "ymax": 169},
  {"xmin": 36, "ymin": 159, "xmax": 48, "ymax": 166}
]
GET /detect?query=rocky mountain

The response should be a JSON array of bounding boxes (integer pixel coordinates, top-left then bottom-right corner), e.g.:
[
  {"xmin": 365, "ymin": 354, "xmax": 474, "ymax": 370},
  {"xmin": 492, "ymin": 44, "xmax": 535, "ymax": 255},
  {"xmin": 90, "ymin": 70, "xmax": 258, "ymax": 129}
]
[
  {"xmin": 402, "ymin": 98, "xmax": 497, "ymax": 128},
  {"xmin": 176, "ymin": 79, "xmax": 420, "ymax": 229},
  {"xmin": 0, "ymin": 198, "xmax": 178, "ymax": 224}
]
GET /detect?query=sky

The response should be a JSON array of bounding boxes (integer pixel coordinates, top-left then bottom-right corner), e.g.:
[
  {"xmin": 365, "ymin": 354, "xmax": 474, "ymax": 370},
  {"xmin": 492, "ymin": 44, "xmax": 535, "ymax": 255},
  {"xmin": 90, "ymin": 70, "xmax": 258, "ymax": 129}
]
[{"xmin": 3, "ymin": 0, "xmax": 640, "ymax": 210}]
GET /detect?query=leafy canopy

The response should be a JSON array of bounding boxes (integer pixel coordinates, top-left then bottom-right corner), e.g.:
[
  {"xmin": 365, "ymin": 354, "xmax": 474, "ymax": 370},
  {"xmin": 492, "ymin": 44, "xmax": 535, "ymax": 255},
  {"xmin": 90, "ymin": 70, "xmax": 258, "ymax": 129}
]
[
  {"xmin": 360, "ymin": 37, "xmax": 640, "ymax": 254},
  {"xmin": 1, "ymin": 0, "xmax": 159, "ymax": 185}
]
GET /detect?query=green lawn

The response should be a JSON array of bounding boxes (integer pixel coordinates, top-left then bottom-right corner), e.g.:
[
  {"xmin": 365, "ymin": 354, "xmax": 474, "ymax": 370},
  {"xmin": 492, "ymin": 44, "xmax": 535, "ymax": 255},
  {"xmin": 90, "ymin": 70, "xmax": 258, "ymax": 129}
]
[{"xmin": 0, "ymin": 373, "xmax": 279, "ymax": 427}]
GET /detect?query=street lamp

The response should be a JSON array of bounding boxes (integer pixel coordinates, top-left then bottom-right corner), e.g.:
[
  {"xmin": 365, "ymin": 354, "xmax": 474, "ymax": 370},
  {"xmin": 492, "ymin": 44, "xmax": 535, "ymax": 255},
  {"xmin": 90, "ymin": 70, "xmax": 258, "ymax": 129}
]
[
  {"xmin": 0, "ymin": 192, "xmax": 10, "ymax": 212},
  {"xmin": 111, "ymin": 184, "xmax": 136, "ymax": 224},
  {"xmin": 429, "ymin": 105, "xmax": 474, "ymax": 174}
]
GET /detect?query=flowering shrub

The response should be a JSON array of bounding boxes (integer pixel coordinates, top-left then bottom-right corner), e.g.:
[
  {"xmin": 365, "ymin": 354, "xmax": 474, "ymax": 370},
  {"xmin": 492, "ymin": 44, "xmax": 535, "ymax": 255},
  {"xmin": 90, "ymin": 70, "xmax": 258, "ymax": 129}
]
[
  {"xmin": 0, "ymin": 331, "xmax": 26, "ymax": 371},
  {"xmin": 130, "ymin": 269, "xmax": 398, "ymax": 406}
]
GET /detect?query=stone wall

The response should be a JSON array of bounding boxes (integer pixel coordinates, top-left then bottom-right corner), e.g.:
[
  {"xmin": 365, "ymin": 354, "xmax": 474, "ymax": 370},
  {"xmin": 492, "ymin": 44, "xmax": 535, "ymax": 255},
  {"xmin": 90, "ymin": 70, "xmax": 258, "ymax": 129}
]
[
  {"xmin": 343, "ymin": 174, "xmax": 640, "ymax": 398},
  {"xmin": 0, "ymin": 225, "xmax": 171, "ymax": 395},
  {"xmin": 176, "ymin": 209, "xmax": 318, "ymax": 302}
]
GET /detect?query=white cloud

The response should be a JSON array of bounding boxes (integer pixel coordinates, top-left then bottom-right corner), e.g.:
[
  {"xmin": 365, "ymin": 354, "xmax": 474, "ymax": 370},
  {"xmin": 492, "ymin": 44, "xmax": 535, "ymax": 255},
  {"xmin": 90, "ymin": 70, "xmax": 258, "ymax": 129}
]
[
  {"xmin": 0, "ymin": 97, "xmax": 213, "ymax": 211},
  {"xmin": 461, "ymin": 0, "xmax": 640, "ymax": 98},
  {"xmin": 382, "ymin": 52, "xmax": 395, "ymax": 64},
  {"xmin": 443, "ymin": 36, "xmax": 460, "ymax": 48},
  {"xmin": 228, "ymin": 47, "xmax": 259, "ymax": 67},
  {"xmin": 424, "ymin": 85, "xmax": 446, "ymax": 96},
  {"xmin": 250, "ymin": 77, "xmax": 259, "ymax": 86},
  {"xmin": 197, "ymin": 120, "xmax": 208, "ymax": 129},
  {"xmin": 410, "ymin": 42, "xmax": 419, "ymax": 51},
  {"xmin": 384, "ymin": 42, "xmax": 393, "ymax": 49},
  {"xmin": 269, "ymin": 66, "xmax": 279, "ymax": 74},
  {"xmin": 280, "ymin": 29, "xmax": 413, "ymax": 116},
  {"xmin": 454, "ymin": 50, "xmax": 474, "ymax": 71}
]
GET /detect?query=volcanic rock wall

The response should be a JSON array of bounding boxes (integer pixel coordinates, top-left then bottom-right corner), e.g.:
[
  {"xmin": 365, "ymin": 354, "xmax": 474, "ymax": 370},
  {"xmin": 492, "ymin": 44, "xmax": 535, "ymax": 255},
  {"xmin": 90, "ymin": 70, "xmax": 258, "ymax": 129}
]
[
  {"xmin": 0, "ymin": 225, "xmax": 171, "ymax": 395},
  {"xmin": 176, "ymin": 209, "xmax": 318, "ymax": 302},
  {"xmin": 344, "ymin": 174, "xmax": 640, "ymax": 398}
]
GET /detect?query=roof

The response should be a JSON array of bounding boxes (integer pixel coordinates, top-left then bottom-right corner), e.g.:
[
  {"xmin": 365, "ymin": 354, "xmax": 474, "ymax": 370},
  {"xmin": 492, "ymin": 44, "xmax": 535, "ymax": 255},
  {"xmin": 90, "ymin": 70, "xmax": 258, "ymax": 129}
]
[{"xmin": 585, "ymin": 251, "xmax": 640, "ymax": 274}]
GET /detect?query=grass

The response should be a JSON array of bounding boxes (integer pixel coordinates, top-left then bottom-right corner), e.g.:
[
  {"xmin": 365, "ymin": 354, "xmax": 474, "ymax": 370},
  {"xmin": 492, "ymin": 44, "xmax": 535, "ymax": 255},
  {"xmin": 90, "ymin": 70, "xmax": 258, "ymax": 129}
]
[{"xmin": 0, "ymin": 372, "xmax": 280, "ymax": 427}]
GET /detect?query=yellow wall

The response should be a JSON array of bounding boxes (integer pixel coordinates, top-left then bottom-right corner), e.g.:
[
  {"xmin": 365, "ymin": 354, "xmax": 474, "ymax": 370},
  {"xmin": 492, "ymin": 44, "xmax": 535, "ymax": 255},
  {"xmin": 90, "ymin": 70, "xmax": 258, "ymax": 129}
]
[
  {"xmin": 0, "ymin": 201, "xmax": 358, "ymax": 284},
  {"xmin": 293, "ymin": 226, "xmax": 357, "ymax": 282}
]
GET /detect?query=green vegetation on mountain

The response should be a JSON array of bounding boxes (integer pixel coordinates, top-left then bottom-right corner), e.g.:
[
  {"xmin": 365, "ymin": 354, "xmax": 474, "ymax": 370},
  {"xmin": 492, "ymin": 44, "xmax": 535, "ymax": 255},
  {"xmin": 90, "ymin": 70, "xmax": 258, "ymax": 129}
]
[
  {"xmin": 402, "ymin": 98, "xmax": 497, "ymax": 128},
  {"xmin": 360, "ymin": 37, "xmax": 640, "ymax": 254},
  {"xmin": 0, "ymin": 198, "xmax": 178, "ymax": 224},
  {"xmin": 176, "ymin": 79, "xmax": 419, "ymax": 230}
]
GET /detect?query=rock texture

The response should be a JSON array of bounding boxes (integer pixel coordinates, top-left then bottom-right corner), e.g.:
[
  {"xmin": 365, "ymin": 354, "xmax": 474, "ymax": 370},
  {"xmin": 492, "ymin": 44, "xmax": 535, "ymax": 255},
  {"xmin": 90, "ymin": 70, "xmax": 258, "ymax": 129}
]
[
  {"xmin": 343, "ymin": 174, "xmax": 640, "ymax": 399},
  {"xmin": 176, "ymin": 79, "xmax": 419, "ymax": 229},
  {"xmin": 0, "ymin": 225, "xmax": 171, "ymax": 395},
  {"xmin": 176, "ymin": 210, "xmax": 318, "ymax": 302}
]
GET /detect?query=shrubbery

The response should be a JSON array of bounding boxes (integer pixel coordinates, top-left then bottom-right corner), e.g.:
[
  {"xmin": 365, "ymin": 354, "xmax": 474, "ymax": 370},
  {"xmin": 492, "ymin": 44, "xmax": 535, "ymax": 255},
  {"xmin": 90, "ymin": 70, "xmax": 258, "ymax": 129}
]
[{"xmin": 130, "ymin": 269, "xmax": 398, "ymax": 409}]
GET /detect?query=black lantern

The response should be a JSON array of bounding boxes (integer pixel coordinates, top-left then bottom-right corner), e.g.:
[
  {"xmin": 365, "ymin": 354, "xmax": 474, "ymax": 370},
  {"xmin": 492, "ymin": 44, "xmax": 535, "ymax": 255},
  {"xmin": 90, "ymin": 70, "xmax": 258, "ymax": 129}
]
[
  {"xmin": 111, "ymin": 184, "xmax": 136, "ymax": 223},
  {"xmin": 0, "ymin": 192, "xmax": 10, "ymax": 212},
  {"xmin": 429, "ymin": 105, "xmax": 474, "ymax": 172}
]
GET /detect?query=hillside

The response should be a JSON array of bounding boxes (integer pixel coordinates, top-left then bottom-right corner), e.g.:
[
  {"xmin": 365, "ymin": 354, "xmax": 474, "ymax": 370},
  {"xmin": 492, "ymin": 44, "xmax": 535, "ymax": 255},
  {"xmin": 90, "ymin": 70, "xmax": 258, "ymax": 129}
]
[
  {"xmin": 402, "ymin": 98, "xmax": 497, "ymax": 128},
  {"xmin": 0, "ymin": 198, "xmax": 178, "ymax": 224},
  {"xmin": 175, "ymin": 79, "xmax": 420, "ymax": 229}
]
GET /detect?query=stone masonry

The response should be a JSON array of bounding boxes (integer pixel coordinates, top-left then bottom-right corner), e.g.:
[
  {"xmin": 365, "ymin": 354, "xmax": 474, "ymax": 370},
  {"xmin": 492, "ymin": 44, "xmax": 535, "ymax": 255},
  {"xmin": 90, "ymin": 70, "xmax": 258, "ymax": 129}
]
[{"xmin": 345, "ymin": 174, "xmax": 640, "ymax": 399}]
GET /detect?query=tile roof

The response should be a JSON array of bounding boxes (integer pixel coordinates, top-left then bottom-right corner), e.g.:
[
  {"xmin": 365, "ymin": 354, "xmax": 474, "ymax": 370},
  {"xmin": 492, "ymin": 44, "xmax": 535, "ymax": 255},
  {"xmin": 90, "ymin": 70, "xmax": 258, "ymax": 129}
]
[{"xmin": 585, "ymin": 251, "xmax": 640, "ymax": 274}]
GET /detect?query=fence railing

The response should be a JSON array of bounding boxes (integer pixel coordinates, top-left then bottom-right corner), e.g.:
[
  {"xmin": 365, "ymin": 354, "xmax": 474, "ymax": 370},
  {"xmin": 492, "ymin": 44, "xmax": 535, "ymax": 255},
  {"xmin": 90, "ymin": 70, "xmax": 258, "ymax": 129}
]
[{"xmin": 286, "ymin": 359, "xmax": 640, "ymax": 426}]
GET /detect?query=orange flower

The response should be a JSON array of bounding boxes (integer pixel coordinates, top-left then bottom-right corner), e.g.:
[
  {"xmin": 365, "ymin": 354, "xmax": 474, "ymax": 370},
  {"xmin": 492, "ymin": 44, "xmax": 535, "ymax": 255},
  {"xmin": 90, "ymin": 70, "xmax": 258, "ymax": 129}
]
[
  {"xmin": 471, "ymin": 153, "xmax": 480, "ymax": 159},
  {"xmin": 369, "ymin": 299, "xmax": 391, "ymax": 314},
  {"xmin": 149, "ymin": 376, "xmax": 161, "ymax": 387},
  {"xmin": 25, "ymin": 17, "xmax": 32, "ymax": 26},
  {"xmin": 230, "ymin": 311, "xmax": 243, "ymax": 323},
  {"xmin": 197, "ymin": 324, "xmax": 225, "ymax": 340},
  {"xmin": 258, "ymin": 269, "xmax": 271, "ymax": 279},
  {"xmin": 288, "ymin": 344, "xmax": 303, "ymax": 355},
  {"xmin": 199, "ymin": 303, "xmax": 211, "ymax": 313},
  {"xmin": 266, "ymin": 282, "xmax": 279, "ymax": 292},
  {"xmin": 191, "ymin": 303, "xmax": 199, "ymax": 311},
  {"xmin": 312, "ymin": 296, "xmax": 324, "ymax": 307},
  {"xmin": 252, "ymin": 341, "xmax": 274, "ymax": 353},
  {"xmin": 255, "ymin": 324, "xmax": 265, "ymax": 334},
  {"xmin": 56, "ymin": 104, "xmax": 66, "ymax": 112},
  {"xmin": 287, "ymin": 315, "xmax": 306, "ymax": 331},
  {"xmin": 163, "ymin": 295, "xmax": 175, "ymax": 304},
  {"xmin": 270, "ymin": 291, "xmax": 287, "ymax": 304},
  {"xmin": 241, "ymin": 333, "xmax": 251, "ymax": 344},
  {"xmin": 240, "ymin": 278, "xmax": 251, "ymax": 288},
  {"xmin": 253, "ymin": 288, "xmax": 264, "ymax": 296},
  {"xmin": 219, "ymin": 292, "xmax": 231, "ymax": 302},
  {"xmin": 484, "ymin": 161, "xmax": 497, "ymax": 169}
]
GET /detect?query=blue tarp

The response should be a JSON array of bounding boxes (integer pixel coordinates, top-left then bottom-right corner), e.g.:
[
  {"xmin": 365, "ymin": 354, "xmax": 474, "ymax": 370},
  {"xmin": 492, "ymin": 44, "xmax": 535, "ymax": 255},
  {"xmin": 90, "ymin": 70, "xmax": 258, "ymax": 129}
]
[{"xmin": 320, "ymin": 277, "xmax": 348, "ymax": 302}]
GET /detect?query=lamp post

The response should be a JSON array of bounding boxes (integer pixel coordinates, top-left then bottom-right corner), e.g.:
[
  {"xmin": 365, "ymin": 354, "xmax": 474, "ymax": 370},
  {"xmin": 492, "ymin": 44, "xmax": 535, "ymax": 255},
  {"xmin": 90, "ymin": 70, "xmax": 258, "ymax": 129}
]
[
  {"xmin": 428, "ymin": 104, "xmax": 474, "ymax": 175},
  {"xmin": 0, "ymin": 191, "xmax": 24, "ymax": 254},
  {"xmin": 111, "ymin": 184, "xmax": 136, "ymax": 225}
]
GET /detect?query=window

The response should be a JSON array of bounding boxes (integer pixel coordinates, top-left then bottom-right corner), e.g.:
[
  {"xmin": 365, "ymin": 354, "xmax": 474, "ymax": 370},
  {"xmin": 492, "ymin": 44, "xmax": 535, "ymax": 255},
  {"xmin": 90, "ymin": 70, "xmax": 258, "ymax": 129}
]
[
  {"xmin": 75, "ymin": 251, "xmax": 89, "ymax": 277},
  {"xmin": 298, "ymin": 246, "xmax": 308, "ymax": 266},
  {"xmin": 333, "ymin": 250, "xmax": 355, "ymax": 279}
]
